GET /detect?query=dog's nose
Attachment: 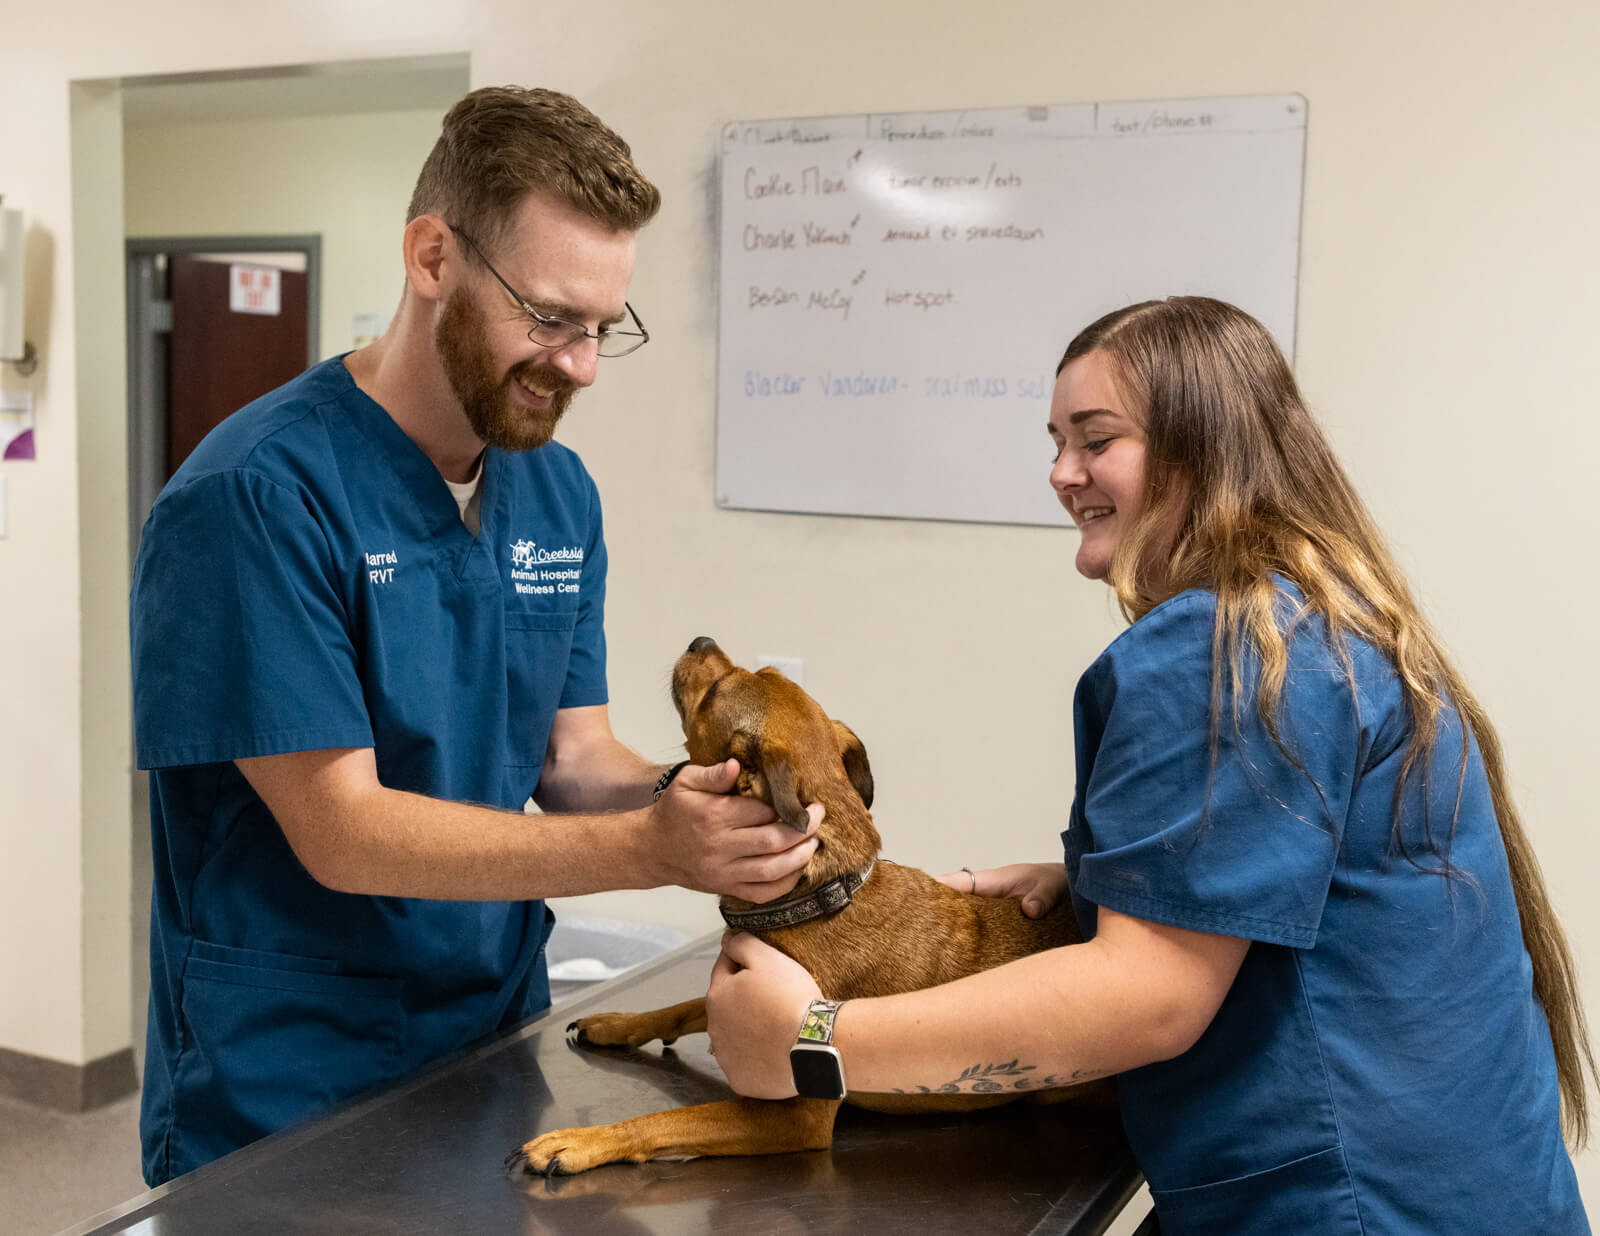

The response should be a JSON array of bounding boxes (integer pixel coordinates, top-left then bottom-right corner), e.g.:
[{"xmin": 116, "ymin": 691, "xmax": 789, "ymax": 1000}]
[{"xmin": 687, "ymin": 636, "xmax": 718, "ymax": 654}]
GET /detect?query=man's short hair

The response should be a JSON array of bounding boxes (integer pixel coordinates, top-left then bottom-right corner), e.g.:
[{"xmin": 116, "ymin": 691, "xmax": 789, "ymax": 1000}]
[{"xmin": 408, "ymin": 86, "xmax": 661, "ymax": 248}]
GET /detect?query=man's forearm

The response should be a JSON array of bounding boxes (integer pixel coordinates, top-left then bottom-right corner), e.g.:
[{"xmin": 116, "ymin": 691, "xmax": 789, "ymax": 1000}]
[
  {"xmin": 532, "ymin": 703, "xmax": 665, "ymax": 813},
  {"xmin": 238, "ymin": 743, "xmax": 818, "ymax": 906},
  {"xmin": 238, "ymin": 747, "xmax": 666, "ymax": 900},
  {"xmin": 535, "ymin": 738, "xmax": 661, "ymax": 813},
  {"xmin": 311, "ymin": 783, "xmax": 664, "ymax": 900}
]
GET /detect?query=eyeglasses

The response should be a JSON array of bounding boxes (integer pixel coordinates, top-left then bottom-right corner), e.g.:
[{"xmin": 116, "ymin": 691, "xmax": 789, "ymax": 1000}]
[{"xmin": 449, "ymin": 225, "xmax": 649, "ymax": 358}]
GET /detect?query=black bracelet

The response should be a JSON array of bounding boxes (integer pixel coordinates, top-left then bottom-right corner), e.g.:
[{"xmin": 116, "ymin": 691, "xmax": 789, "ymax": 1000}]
[{"xmin": 652, "ymin": 760, "xmax": 690, "ymax": 801}]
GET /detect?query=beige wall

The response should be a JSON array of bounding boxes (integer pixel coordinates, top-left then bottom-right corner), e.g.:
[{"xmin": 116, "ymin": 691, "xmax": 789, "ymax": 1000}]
[
  {"xmin": 1, "ymin": 0, "xmax": 1596, "ymax": 1202},
  {"xmin": 124, "ymin": 108, "xmax": 448, "ymax": 360},
  {"xmin": 0, "ymin": 75, "xmax": 99, "ymax": 1064}
]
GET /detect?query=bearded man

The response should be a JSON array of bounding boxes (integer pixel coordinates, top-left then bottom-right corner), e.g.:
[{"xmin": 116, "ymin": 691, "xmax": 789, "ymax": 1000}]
[{"xmin": 130, "ymin": 86, "xmax": 818, "ymax": 1185}]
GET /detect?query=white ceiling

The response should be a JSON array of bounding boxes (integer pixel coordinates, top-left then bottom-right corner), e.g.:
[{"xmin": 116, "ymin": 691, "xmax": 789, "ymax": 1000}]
[{"xmin": 121, "ymin": 54, "xmax": 469, "ymax": 127}]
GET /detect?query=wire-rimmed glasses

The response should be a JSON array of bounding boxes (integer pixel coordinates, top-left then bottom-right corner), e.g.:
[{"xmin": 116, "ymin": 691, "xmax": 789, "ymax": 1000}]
[{"xmin": 450, "ymin": 225, "xmax": 649, "ymax": 358}]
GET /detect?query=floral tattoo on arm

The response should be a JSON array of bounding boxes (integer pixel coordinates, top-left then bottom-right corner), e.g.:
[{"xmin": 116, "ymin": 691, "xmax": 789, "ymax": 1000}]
[{"xmin": 891, "ymin": 1060, "xmax": 1111, "ymax": 1095}]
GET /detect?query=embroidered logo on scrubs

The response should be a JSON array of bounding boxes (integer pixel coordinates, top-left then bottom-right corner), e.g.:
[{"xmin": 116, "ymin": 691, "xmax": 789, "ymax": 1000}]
[
  {"xmin": 364, "ymin": 549, "xmax": 398, "ymax": 585},
  {"xmin": 508, "ymin": 539, "xmax": 584, "ymax": 597}
]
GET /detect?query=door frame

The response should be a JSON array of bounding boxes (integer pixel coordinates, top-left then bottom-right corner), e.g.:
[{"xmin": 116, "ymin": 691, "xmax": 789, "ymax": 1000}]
[{"xmin": 124, "ymin": 232, "xmax": 322, "ymax": 563}]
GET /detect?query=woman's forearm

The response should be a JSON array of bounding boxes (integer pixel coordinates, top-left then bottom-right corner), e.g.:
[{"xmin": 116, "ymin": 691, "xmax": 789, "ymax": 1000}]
[
  {"xmin": 835, "ymin": 937, "xmax": 1170, "ymax": 1095},
  {"xmin": 707, "ymin": 907, "xmax": 1249, "ymax": 1100}
]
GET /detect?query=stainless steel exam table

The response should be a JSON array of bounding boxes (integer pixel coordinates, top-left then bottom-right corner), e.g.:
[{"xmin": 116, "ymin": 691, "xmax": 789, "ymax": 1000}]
[{"xmin": 64, "ymin": 933, "xmax": 1141, "ymax": 1235}]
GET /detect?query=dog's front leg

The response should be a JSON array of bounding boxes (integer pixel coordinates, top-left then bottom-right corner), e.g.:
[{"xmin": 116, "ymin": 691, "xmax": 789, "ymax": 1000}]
[
  {"xmin": 509, "ymin": 1097, "xmax": 841, "ymax": 1176},
  {"xmin": 569, "ymin": 997, "xmax": 707, "ymax": 1049}
]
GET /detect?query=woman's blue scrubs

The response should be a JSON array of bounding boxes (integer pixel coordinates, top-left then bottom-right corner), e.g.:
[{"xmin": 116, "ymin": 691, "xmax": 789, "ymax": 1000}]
[
  {"xmin": 1064, "ymin": 586, "xmax": 1587, "ymax": 1235},
  {"xmin": 130, "ymin": 358, "xmax": 608, "ymax": 1185}
]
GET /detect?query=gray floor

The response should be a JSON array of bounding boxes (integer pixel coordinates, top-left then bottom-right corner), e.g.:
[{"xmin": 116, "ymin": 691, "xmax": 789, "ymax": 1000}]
[{"xmin": 0, "ymin": 1092, "xmax": 147, "ymax": 1235}]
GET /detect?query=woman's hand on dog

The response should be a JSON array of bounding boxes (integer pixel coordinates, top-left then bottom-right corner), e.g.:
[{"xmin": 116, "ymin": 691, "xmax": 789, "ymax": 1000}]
[
  {"xmin": 707, "ymin": 931, "xmax": 820, "ymax": 1099},
  {"xmin": 650, "ymin": 759, "xmax": 823, "ymax": 902},
  {"xmin": 935, "ymin": 862, "xmax": 1070, "ymax": 919}
]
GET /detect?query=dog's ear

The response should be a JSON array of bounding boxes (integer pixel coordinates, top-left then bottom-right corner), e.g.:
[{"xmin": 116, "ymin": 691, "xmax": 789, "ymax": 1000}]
[
  {"xmin": 763, "ymin": 756, "xmax": 813, "ymax": 833},
  {"xmin": 832, "ymin": 721, "xmax": 874, "ymax": 809}
]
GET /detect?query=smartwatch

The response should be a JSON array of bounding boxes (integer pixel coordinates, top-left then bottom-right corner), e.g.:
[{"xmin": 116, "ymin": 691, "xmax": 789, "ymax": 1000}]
[{"xmin": 790, "ymin": 998, "xmax": 848, "ymax": 1100}]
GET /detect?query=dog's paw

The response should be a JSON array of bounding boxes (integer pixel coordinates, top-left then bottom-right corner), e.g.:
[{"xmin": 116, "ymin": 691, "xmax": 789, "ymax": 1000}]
[
  {"xmin": 567, "ymin": 1011, "xmax": 675, "ymax": 1049},
  {"xmin": 508, "ymin": 1128, "xmax": 630, "ymax": 1176}
]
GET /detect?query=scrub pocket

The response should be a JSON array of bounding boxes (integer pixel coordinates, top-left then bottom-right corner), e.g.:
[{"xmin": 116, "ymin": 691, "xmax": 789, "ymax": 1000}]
[
  {"xmin": 504, "ymin": 608, "xmax": 578, "ymax": 776},
  {"xmin": 1149, "ymin": 1145, "xmax": 1362, "ymax": 1235},
  {"xmin": 175, "ymin": 940, "xmax": 407, "ymax": 1156}
]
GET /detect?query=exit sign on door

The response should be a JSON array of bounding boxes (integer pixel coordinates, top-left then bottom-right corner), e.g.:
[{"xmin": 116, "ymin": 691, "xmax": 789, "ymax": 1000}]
[{"xmin": 229, "ymin": 265, "xmax": 281, "ymax": 316}]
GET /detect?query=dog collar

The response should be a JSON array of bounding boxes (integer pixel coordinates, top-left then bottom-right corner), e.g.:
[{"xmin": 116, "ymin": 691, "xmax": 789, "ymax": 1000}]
[{"xmin": 720, "ymin": 861, "xmax": 875, "ymax": 933}]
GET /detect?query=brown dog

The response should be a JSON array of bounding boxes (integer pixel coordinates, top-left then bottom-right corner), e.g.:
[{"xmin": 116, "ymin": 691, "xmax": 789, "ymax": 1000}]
[{"xmin": 508, "ymin": 637, "xmax": 1099, "ymax": 1176}]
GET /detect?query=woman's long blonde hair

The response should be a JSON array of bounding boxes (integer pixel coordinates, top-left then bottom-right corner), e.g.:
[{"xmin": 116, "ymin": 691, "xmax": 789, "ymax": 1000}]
[{"xmin": 1061, "ymin": 296, "xmax": 1595, "ymax": 1145}]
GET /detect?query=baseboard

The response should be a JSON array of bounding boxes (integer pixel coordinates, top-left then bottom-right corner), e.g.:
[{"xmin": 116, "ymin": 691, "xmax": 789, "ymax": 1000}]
[{"xmin": 0, "ymin": 1044, "xmax": 138, "ymax": 1112}]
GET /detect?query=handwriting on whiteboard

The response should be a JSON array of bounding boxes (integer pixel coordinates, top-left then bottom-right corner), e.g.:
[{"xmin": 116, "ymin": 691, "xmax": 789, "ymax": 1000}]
[{"xmin": 716, "ymin": 96, "xmax": 1307, "ymax": 525}]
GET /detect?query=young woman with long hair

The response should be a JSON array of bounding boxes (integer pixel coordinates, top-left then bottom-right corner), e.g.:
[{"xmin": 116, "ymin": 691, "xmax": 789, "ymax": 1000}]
[{"xmin": 705, "ymin": 297, "xmax": 1593, "ymax": 1234}]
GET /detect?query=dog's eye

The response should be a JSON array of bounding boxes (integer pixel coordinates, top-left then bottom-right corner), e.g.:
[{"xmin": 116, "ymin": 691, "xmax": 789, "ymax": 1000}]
[{"xmin": 698, "ymin": 679, "xmax": 722, "ymax": 710}]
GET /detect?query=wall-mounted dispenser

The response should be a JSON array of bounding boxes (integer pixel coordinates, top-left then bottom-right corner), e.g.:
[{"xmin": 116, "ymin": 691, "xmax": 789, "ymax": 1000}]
[{"xmin": 0, "ymin": 197, "xmax": 37, "ymax": 376}]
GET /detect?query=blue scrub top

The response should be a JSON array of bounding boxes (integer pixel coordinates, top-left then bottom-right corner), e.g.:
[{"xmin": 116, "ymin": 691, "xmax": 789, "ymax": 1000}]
[
  {"xmin": 131, "ymin": 357, "xmax": 608, "ymax": 1185},
  {"xmin": 1064, "ymin": 586, "xmax": 1586, "ymax": 1235}
]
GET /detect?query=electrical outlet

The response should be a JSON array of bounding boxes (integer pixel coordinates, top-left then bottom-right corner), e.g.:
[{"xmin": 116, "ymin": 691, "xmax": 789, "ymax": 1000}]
[{"xmin": 755, "ymin": 653, "xmax": 805, "ymax": 686}]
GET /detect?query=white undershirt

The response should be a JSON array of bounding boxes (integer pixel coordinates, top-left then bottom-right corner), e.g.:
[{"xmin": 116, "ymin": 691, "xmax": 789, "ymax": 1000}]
[{"xmin": 443, "ymin": 456, "xmax": 485, "ymax": 536}]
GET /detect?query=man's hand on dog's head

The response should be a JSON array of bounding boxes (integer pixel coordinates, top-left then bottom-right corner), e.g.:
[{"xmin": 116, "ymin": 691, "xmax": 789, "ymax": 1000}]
[{"xmin": 650, "ymin": 758, "xmax": 824, "ymax": 902}]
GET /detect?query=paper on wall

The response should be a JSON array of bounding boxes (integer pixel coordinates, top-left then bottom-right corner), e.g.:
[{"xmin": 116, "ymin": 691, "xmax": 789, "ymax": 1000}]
[{"xmin": 1, "ymin": 389, "xmax": 34, "ymax": 460}]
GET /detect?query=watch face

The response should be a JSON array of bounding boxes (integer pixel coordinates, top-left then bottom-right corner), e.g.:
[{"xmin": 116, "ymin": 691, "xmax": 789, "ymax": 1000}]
[{"xmin": 790, "ymin": 1044, "xmax": 846, "ymax": 1100}]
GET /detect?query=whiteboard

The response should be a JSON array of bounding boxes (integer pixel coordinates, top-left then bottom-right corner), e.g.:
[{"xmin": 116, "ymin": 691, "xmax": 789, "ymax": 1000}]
[{"xmin": 716, "ymin": 94, "xmax": 1306, "ymax": 526}]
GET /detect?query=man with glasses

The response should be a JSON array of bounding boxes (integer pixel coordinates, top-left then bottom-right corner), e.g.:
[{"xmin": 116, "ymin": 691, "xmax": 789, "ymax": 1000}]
[{"xmin": 129, "ymin": 86, "xmax": 819, "ymax": 1185}]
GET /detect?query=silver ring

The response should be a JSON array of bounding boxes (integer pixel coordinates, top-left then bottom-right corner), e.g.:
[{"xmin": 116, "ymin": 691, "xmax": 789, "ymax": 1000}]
[{"xmin": 961, "ymin": 866, "xmax": 976, "ymax": 894}]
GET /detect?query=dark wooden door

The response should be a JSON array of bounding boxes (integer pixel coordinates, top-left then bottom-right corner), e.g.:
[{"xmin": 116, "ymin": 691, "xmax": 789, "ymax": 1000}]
[{"xmin": 167, "ymin": 255, "xmax": 310, "ymax": 477}]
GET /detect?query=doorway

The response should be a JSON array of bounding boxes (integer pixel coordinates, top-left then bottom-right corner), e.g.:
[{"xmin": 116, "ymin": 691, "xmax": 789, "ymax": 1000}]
[{"xmin": 125, "ymin": 235, "xmax": 320, "ymax": 552}]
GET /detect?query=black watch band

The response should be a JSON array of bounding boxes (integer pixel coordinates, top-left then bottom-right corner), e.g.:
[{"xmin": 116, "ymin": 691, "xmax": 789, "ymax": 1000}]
[
  {"xmin": 652, "ymin": 760, "xmax": 690, "ymax": 801},
  {"xmin": 790, "ymin": 998, "xmax": 847, "ymax": 1101}
]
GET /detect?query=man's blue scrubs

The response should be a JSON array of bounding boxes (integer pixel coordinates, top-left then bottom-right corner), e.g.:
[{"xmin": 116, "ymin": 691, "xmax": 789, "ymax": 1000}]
[
  {"xmin": 130, "ymin": 357, "xmax": 608, "ymax": 1185},
  {"xmin": 1063, "ymin": 586, "xmax": 1587, "ymax": 1234}
]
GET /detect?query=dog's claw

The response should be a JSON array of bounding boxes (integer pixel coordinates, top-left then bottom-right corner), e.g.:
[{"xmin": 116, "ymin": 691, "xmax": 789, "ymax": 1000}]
[{"xmin": 508, "ymin": 1140, "xmax": 577, "ymax": 1177}]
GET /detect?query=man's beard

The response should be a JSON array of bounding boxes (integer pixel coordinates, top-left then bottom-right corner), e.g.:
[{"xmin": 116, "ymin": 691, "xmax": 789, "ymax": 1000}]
[{"xmin": 435, "ymin": 287, "xmax": 576, "ymax": 451}]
